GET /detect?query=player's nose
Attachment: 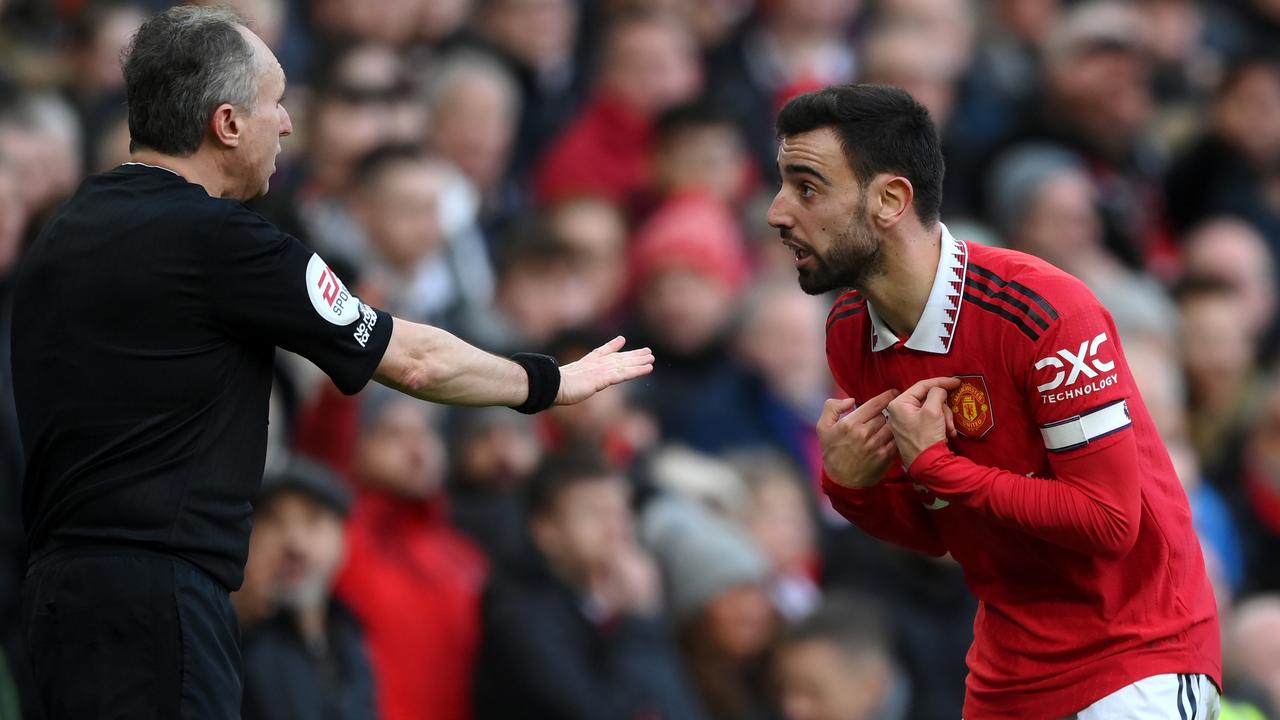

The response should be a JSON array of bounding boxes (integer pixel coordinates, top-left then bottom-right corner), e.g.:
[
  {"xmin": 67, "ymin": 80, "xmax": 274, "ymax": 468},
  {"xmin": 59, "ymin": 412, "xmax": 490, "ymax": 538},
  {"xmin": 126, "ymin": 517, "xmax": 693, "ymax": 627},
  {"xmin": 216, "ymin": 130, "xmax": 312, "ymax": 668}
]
[{"xmin": 766, "ymin": 188, "xmax": 792, "ymax": 229}]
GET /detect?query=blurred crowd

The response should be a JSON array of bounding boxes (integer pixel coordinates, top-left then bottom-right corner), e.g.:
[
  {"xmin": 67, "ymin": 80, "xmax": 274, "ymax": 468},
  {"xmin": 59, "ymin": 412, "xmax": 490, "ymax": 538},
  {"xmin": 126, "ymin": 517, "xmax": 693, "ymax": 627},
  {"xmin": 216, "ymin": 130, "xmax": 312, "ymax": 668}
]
[{"xmin": 3, "ymin": 0, "xmax": 1280, "ymax": 718}]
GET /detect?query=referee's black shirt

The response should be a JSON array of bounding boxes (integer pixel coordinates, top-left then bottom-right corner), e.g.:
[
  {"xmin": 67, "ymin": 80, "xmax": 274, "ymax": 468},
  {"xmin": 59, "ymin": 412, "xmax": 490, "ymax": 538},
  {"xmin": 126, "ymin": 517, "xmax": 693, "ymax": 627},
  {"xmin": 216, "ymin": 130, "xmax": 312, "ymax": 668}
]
[{"xmin": 12, "ymin": 163, "xmax": 393, "ymax": 590}]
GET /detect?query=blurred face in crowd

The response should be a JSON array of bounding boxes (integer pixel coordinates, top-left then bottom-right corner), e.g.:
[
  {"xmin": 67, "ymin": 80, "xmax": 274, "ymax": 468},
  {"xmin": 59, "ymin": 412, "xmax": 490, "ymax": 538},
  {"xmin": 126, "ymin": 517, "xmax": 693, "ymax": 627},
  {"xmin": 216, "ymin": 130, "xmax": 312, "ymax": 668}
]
[
  {"xmin": 1124, "ymin": 336, "xmax": 1189, "ymax": 442},
  {"xmin": 232, "ymin": 513, "xmax": 284, "ymax": 624},
  {"xmin": 454, "ymin": 420, "xmax": 542, "ymax": 491},
  {"xmin": 75, "ymin": 4, "xmax": 146, "ymax": 97},
  {"xmin": 861, "ymin": 28, "xmax": 958, "ymax": 128},
  {"xmin": 638, "ymin": 268, "xmax": 737, "ymax": 355},
  {"xmin": 775, "ymin": 639, "xmax": 889, "ymax": 720},
  {"xmin": 499, "ymin": 254, "xmax": 597, "ymax": 343},
  {"xmin": 738, "ymin": 285, "xmax": 829, "ymax": 407},
  {"xmin": 549, "ymin": 199, "xmax": 628, "ymax": 314},
  {"xmin": 532, "ymin": 476, "xmax": 634, "ymax": 583},
  {"xmin": 768, "ymin": 127, "xmax": 884, "ymax": 295},
  {"xmin": 309, "ymin": 44, "xmax": 407, "ymax": 190},
  {"xmin": 746, "ymin": 473, "xmax": 816, "ymax": 576},
  {"xmin": 1013, "ymin": 169, "xmax": 1103, "ymax": 273},
  {"xmin": 1045, "ymin": 45, "xmax": 1151, "ymax": 160},
  {"xmin": 312, "ymin": 0, "xmax": 423, "ymax": 44},
  {"xmin": 356, "ymin": 158, "xmax": 447, "ymax": 270},
  {"xmin": 1183, "ymin": 220, "xmax": 1278, "ymax": 338},
  {"xmin": 0, "ymin": 103, "xmax": 80, "ymax": 216},
  {"xmin": 357, "ymin": 399, "xmax": 448, "ymax": 499},
  {"xmin": 1215, "ymin": 63, "xmax": 1280, "ymax": 171},
  {"xmin": 1180, "ymin": 293, "xmax": 1255, "ymax": 409},
  {"xmin": 228, "ymin": 26, "xmax": 292, "ymax": 199},
  {"xmin": 655, "ymin": 123, "xmax": 750, "ymax": 205},
  {"xmin": 702, "ymin": 584, "xmax": 776, "ymax": 660},
  {"xmin": 602, "ymin": 18, "xmax": 701, "ymax": 117},
  {"xmin": 429, "ymin": 69, "xmax": 518, "ymax": 193},
  {"xmin": 768, "ymin": 0, "xmax": 860, "ymax": 36},
  {"xmin": 254, "ymin": 491, "xmax": 346, "ymax": 611},
  {"xmin": 479, "ymin": 0, "xmax": 577, "ymax": 71},
  {"xmin": 996, "ymin": 0, "xmax": 1059, "ymax": 43},
  {"xmin": 1229, "ymin": 598, "xmax": 1280, "ymax": 711},
  {"xmin": 876, "ymin": 0, "xmax": 974, "ymax": 72}
]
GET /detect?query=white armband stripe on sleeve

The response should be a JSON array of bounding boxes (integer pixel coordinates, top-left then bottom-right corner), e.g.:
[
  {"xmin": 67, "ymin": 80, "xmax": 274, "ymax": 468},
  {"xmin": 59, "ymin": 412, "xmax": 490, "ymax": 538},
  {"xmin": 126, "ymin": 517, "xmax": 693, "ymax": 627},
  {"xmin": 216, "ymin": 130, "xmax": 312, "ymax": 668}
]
[{"xmin": 1040, "ymin": 399, "xmax": 1132, "ymax": 453}]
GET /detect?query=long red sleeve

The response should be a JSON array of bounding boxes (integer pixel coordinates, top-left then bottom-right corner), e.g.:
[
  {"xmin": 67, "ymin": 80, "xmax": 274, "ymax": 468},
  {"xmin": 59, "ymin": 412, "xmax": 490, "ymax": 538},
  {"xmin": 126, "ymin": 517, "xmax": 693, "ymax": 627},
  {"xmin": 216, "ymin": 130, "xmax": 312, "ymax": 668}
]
[
  {"xmin": 821, "ymin": 470, "xmax": 948, "ymax": 557},
  {"xmin": 908, "ymin": 430, "xmax": 1142, "ymax": 560}
]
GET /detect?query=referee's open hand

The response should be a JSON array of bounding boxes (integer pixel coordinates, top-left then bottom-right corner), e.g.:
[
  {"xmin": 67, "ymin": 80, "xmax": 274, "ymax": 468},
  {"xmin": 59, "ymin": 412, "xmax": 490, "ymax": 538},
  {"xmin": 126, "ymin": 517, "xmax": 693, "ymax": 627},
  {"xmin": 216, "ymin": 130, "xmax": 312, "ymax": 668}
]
[
  {"xmin": 887, "ymin": 376, "xmax": 961, "ymax": 468},
  {"xmin": 817, "ymin": 389, "xmax": 899, "ymax": 489},
  {"xmin": 555, "ymin": 336, "xmax": 655, "ymax": 406}
]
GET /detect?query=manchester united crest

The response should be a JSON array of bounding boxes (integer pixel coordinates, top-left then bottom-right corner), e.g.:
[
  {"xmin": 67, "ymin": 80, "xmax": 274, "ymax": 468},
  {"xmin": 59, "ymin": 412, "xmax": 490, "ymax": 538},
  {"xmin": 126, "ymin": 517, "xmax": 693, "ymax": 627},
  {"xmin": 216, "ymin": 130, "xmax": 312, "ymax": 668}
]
[{"xmin": 948, "ymin": 375, "xmax": 994, "ymax": 438}]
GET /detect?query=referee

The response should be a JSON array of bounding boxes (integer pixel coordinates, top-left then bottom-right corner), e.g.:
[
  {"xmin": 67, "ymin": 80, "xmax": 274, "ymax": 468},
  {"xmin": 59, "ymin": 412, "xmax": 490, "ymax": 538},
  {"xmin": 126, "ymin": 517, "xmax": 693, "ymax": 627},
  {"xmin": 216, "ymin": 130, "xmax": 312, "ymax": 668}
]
[{"xmin": 10, "ymin": 7, "xmax": 652, "ymax": 719}]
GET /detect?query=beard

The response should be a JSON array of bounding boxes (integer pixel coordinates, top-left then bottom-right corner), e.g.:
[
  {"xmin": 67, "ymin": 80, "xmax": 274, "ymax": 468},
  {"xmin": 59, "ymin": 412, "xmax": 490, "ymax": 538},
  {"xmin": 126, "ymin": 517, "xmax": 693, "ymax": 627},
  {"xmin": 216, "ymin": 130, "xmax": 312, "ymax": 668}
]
[{"xmin": 794, "ymin": 200, "xmax": 884, "ymax": 296}]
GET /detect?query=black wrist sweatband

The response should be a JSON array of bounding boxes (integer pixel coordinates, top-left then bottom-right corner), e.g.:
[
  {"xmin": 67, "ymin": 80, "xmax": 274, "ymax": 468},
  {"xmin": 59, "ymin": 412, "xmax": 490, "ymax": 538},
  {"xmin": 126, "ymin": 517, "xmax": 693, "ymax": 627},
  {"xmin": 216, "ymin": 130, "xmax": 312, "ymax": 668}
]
[{"xmin": 511, "ymin": 352, "xmax": 560, "ymax": 414}]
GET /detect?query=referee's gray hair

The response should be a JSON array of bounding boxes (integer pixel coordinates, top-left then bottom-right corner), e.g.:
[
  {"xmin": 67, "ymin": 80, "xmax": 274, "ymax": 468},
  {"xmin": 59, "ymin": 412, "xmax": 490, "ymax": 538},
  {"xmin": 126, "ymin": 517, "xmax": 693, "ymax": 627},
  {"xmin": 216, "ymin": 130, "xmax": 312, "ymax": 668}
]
[{"xmin": 122, "ymin": 6, "xmax": 260, "ymax": 156}]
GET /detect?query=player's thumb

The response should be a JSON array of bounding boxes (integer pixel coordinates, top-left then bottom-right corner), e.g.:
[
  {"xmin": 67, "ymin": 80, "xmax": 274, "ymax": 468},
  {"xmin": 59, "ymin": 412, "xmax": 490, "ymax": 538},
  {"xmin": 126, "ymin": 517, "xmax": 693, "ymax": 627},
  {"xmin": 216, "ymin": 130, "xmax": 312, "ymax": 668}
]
[{"xmin": 925, "ymin": 386, "xmax": 950, "ymax": 411}]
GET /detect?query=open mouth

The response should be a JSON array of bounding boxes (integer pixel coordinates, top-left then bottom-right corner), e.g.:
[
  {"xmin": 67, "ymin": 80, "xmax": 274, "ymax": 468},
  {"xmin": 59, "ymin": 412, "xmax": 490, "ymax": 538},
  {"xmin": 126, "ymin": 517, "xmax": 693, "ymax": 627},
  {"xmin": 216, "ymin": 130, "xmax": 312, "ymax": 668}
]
[{"xmin": 783, "ymin": 239, "xmax": 813, "ymax": 263}]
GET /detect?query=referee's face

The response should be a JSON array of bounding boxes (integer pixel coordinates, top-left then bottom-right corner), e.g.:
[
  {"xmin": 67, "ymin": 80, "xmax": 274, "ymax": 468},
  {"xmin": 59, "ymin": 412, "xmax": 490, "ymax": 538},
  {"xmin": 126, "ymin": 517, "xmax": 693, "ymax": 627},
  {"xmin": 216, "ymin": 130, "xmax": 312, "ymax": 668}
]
[
  {"xmin": 236, "ymin": 27, "xmax": 293, "ymax": 199},
  {"xmin": 768, "ymin": 127, "xmax": 883, "ymax": 295}
]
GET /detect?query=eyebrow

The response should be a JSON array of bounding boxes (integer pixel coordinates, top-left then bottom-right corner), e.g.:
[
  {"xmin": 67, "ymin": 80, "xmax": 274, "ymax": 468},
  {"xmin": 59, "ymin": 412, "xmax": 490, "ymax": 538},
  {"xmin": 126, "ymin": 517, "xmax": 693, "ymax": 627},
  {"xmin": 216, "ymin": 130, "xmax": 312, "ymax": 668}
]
[{"xmin": 783, "ymin": 163, "xmax": 831, "ymax": 186}]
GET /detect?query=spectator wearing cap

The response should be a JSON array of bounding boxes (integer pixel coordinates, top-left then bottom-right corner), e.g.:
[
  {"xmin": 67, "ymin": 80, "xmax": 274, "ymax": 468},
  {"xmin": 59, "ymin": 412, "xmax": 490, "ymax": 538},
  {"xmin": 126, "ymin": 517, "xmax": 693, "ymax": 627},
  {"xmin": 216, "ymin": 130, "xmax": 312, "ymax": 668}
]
[
  {"xmin": 627, "ymin": 193, "xmax": 790, "ymax": 456},
  {"xmin": 241, "ymin": 456, "xmax": 377, "ymax": 720},
  {"xmin": 473, "ymin": 446, "xmax": 704, "ymax": 720},
  {"xmin": 642, "ymin": 494, "xmax": 780, "ymax": 720},
  {"xmin": 333, "ymin": 387, "xmax": 488, "ymax": 720}
]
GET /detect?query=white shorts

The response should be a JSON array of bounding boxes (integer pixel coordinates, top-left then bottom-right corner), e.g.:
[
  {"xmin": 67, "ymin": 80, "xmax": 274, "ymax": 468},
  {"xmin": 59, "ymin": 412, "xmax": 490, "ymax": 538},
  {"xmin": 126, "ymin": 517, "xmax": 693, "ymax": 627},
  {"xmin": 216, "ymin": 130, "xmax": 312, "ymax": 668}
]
[{"xmin": 1067, "ymin": 673, "xmax": 1220, "ymax": 719}]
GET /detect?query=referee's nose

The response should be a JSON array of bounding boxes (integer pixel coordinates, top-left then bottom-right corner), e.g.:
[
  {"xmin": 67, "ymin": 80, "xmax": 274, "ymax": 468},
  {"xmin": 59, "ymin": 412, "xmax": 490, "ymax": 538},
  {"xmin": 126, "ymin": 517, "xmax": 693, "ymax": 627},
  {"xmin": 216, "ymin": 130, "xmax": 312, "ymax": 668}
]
[{"xmin": 278, "ymin": 103, "xmax": 293, "ymax": 138}]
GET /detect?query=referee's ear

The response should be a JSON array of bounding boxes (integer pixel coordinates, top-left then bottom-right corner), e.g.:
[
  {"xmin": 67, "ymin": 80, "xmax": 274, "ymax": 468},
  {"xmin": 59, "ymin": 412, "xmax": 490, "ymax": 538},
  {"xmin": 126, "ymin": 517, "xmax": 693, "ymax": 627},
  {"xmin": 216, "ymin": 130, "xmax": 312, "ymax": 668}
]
[{"xmin": 210, "ymin": 103, "xmax": 243, "ymax": 149}]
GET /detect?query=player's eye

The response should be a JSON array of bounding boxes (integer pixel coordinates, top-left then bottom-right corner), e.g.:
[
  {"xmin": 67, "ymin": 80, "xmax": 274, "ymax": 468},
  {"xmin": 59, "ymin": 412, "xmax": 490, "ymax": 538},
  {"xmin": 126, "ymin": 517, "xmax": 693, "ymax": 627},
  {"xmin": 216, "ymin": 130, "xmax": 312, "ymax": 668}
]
[{"xmin": 799, "ymin": 183, "xmax": 816, "ymax": 199}]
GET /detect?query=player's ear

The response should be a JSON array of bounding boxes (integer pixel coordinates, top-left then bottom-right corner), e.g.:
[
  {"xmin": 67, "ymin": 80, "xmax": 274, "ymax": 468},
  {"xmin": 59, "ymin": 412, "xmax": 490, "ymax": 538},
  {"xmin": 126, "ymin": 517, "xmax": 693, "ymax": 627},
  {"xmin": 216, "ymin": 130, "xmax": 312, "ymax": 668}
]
[
  {"xmin": 210, "ymin": 103, "xmax": 242, "ymax": 149},
  {"xmin": 873, "ymin": 175, "xmax": 914, "ymax": 229}
]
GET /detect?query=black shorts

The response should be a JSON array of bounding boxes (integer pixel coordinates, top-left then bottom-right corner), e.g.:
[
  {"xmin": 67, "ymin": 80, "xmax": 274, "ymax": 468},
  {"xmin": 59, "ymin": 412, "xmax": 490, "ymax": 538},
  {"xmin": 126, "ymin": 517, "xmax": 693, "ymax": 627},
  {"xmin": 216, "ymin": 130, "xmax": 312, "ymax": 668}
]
[{"xmin": 21, "ymin": 550, "xmax": 242, "ymax": 720}]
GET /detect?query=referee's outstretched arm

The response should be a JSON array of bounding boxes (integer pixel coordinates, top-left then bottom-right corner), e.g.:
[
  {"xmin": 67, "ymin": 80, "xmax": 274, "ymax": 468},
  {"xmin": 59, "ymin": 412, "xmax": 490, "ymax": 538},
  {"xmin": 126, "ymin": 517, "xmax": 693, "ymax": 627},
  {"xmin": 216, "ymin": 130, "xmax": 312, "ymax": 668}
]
[{"xmin": 376, "ymin": 320, "xmax": 654, "ymax": 414}]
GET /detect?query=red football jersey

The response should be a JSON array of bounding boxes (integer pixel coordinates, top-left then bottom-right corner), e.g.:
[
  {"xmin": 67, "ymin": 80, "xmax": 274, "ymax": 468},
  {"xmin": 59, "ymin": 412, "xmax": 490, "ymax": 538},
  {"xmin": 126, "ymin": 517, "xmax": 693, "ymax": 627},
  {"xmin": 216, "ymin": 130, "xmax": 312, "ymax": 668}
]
[{"xmin": 822, "ymin": 226, "xmax": 1221, "ymax": 719}]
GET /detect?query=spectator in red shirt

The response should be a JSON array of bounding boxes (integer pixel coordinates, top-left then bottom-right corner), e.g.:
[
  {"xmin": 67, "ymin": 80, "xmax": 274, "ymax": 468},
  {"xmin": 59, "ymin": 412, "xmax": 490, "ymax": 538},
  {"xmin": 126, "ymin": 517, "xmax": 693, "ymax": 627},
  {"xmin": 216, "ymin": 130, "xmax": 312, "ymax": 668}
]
[
  {"xmin": 334, "ymin": 388, "xmax": 489, "ymax": 720},
  {"xmin": 534, "ymin": 11, "xmax": 701, "ymax": 207}
]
